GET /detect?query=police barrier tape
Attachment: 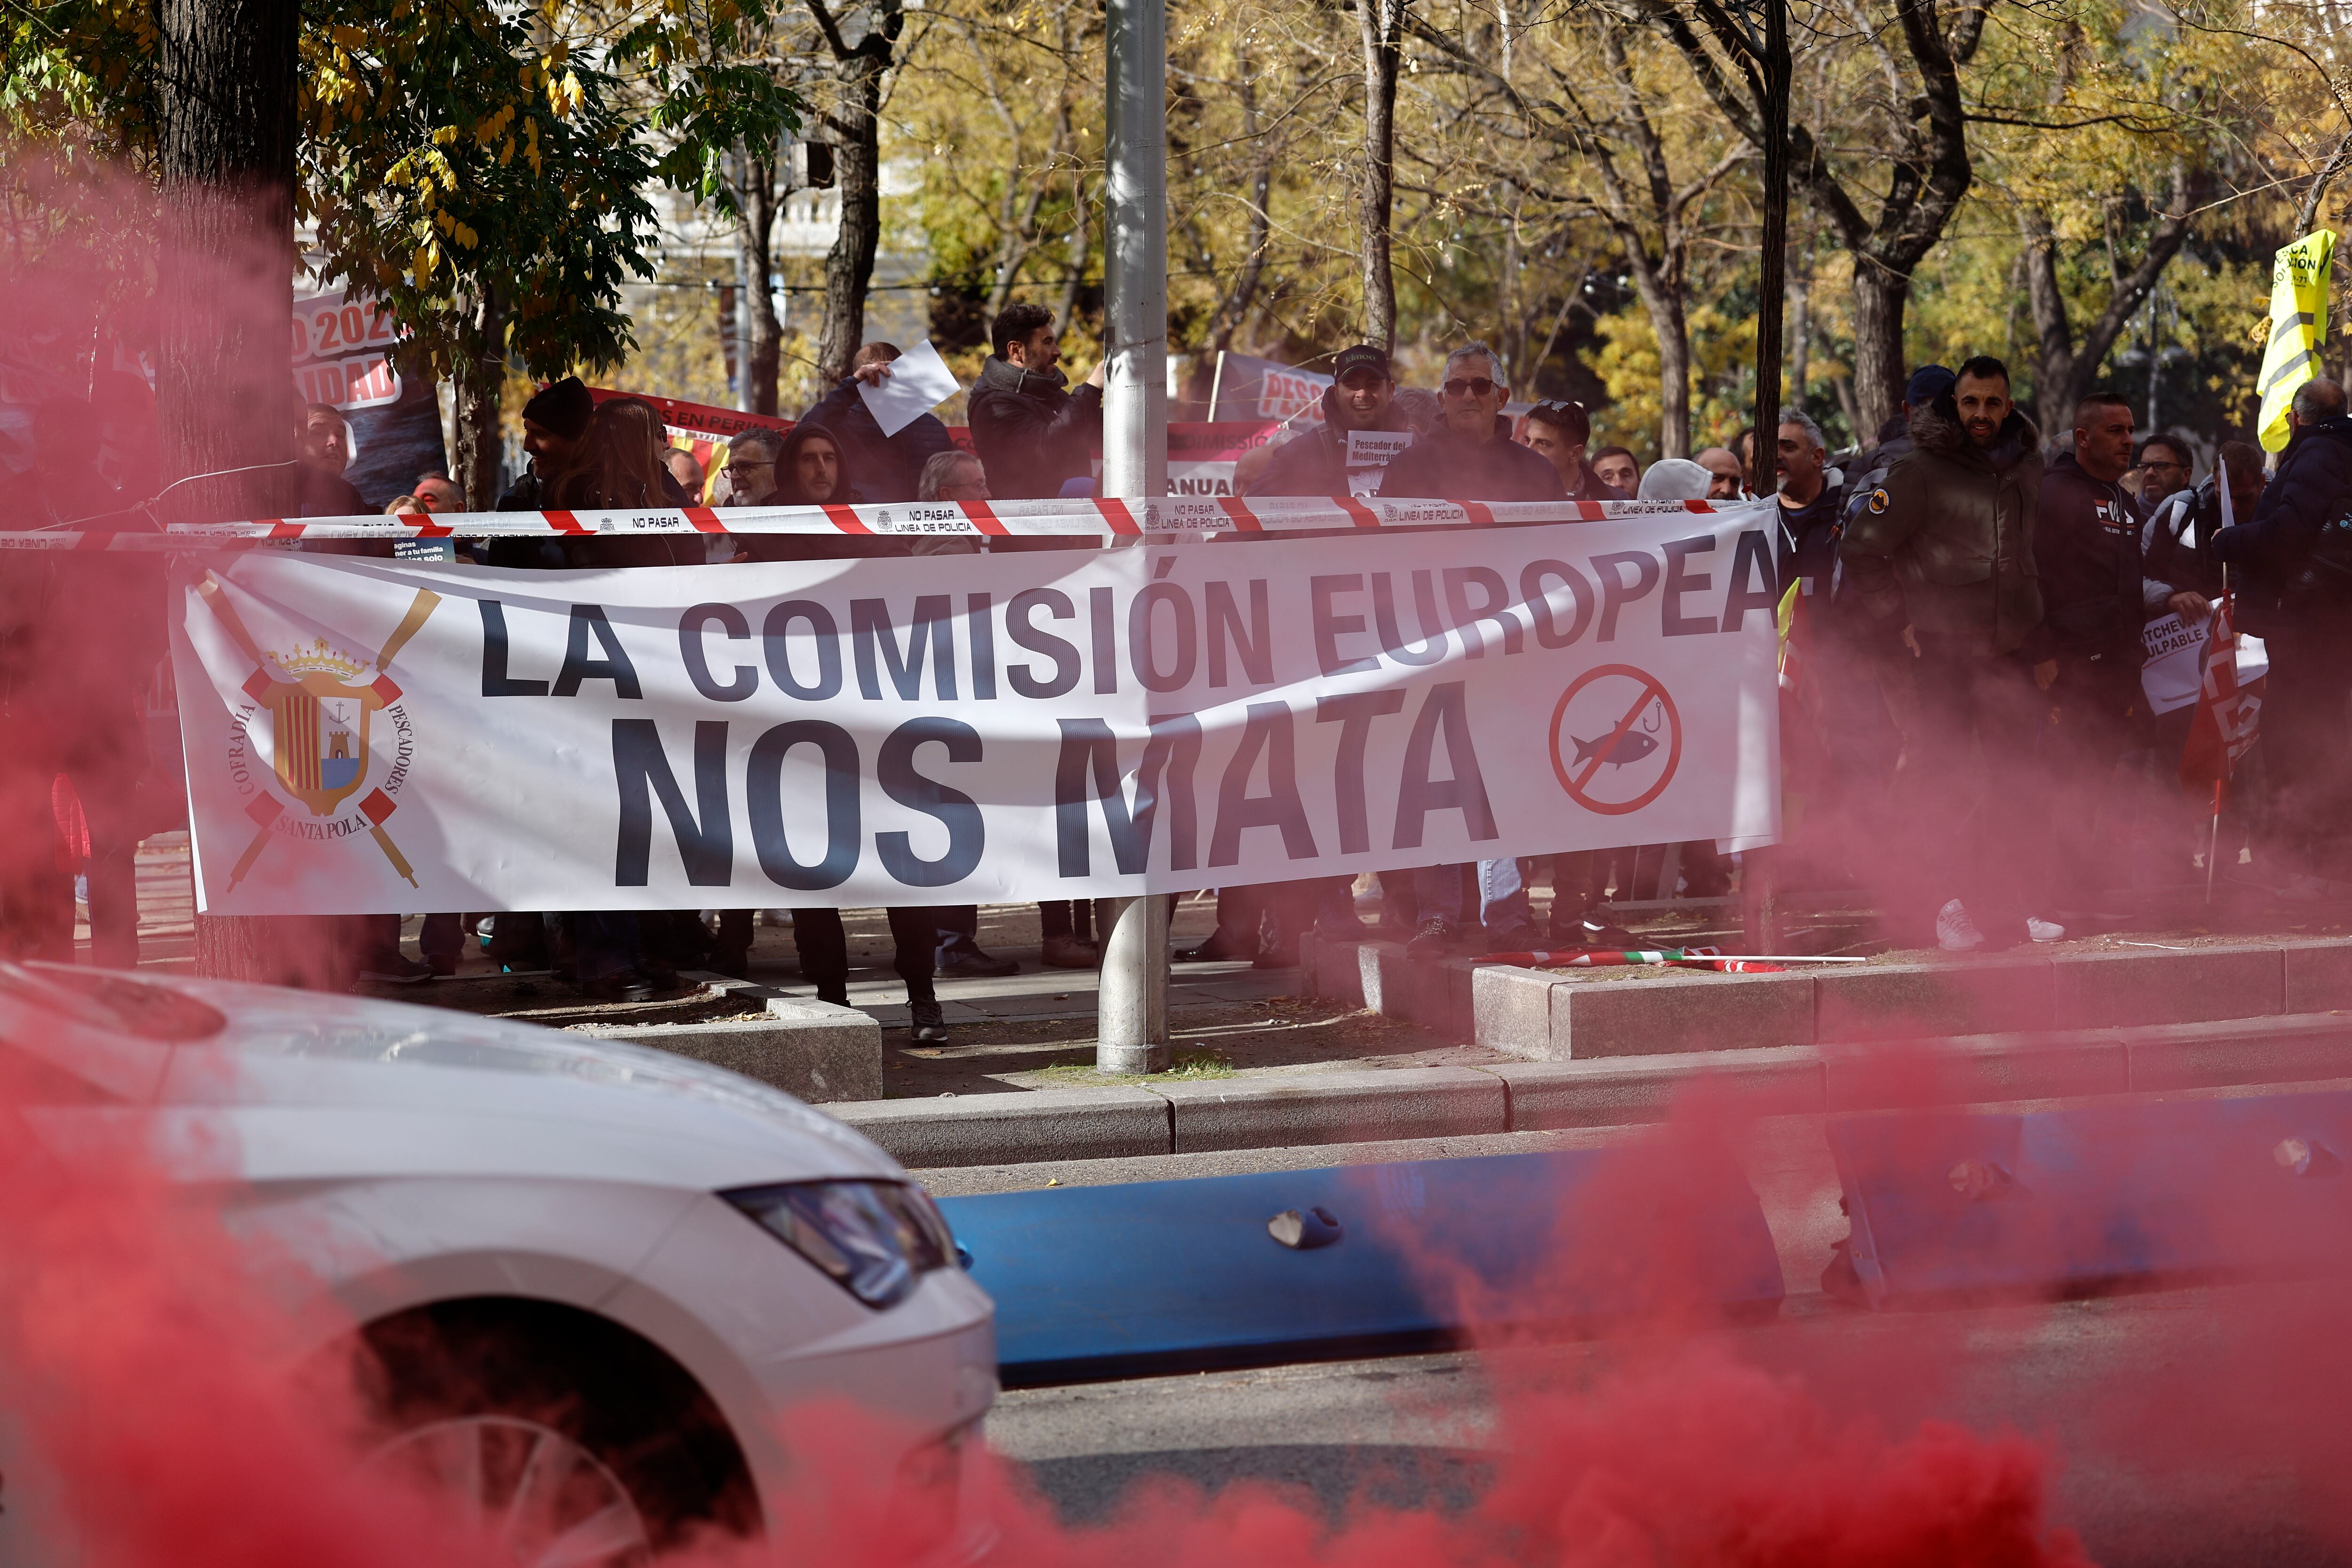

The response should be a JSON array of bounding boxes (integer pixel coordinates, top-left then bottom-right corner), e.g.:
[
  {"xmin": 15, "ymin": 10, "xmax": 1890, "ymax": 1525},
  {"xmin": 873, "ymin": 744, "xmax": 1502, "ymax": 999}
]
[{"xmin": 0, "ymin": 494, "xmax": 1730, "ymax": 549}]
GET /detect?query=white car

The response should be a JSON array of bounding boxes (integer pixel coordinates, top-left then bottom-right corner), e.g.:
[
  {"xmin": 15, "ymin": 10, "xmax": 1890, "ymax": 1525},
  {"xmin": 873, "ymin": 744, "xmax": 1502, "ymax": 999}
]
[{"xmin": 0, "ymin": 961, "xmax": 997, "ymax": 1567}]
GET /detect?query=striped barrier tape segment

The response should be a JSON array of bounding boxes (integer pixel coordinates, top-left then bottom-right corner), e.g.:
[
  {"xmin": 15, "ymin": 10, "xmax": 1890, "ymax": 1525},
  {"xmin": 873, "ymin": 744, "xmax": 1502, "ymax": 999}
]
[
  {"xmin": 1474, "ymin": 946, "xmax": 1791, "ymax": 974},
  {"xmin": 0, "ymin": 495, "xmax": 1750, "ymax": 549}
]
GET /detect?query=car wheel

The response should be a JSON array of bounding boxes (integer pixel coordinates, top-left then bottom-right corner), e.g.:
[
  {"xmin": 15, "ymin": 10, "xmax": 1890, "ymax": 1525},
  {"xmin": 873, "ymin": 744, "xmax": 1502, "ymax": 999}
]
[
  {"xmin": 354, "ymin": 1299, "xmax": 760, "ymax": 1556},
  {"xmin": 364, "ymin": 1413, "xmax": 653, "ymax": 1568}
]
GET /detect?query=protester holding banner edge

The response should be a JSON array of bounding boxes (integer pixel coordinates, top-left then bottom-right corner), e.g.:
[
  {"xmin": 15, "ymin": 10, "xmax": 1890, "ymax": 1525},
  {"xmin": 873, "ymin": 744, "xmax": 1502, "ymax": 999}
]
[{"xmin": 2212, "ymin": 375, "xmax": 2352, "ymax": 899}]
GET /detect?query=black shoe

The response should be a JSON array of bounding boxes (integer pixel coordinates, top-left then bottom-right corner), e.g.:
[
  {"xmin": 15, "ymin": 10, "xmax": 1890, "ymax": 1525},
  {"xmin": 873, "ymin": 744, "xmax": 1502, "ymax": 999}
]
[
  {"xmin": 423, "ymin": 953, "xmax": 459, "ymax": 978},
  {"xmin": 1403, "ymin": 917, "xmax": 1454, "ymax": 962},
  {"xmin": 909, "ymin": 1000, "xmax": 951, "ymax": 1043},
  {"xmin": 358, "ymin": 950, "xmax": 434, "ymax": 985},
  {"xmin": 940, "ymin": 948, "xmax": 1020, "ymax": 978},
  {"xmin": 582, "ymin": 972, "xmax": 656, "ymax": 1003},
  {"xmin": 712, "ymin": 947, "xmax": 751, "ymax": 979},
  {"xmin": 1251, "ymin": 944, "xmax": 1300, "ymax": 969},
  {"xmin": 1482, "ymin": 922, "xmax": 1544, "ymax": 955},
  {"xmin": 640, "ymin": 961, "xmax": 681, "ymax": 992},
  {"xmin": 1561, "ymin": 916, "xmax": 1637, "ymax": 950}
]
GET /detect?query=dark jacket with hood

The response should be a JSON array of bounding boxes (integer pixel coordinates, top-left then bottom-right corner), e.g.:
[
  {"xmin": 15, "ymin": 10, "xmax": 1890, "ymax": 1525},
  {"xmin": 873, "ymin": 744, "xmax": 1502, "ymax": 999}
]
[
  {"xmin": 1245, "ymin": 386, "xmax": 1414, "ymax": 497},
  {"xmin": 967, "ymin": 356, "xmax": 1104, "ymax": 500},
  {"xmin": 2034, "ymin": 449, "xmax": 2146, "ymax": 657},
  {"xmin": 2211, "ymin": 413, "xmax": 2352, "ymax": 637},
  {"xmin": 1838, "ymin": 414, "xmax": 1915, "ymax": 535},
  {"xmin": 742, "ymin": 423, "xmax": 887, "ymax": 562},
  {"xmin": 1838, "ymin": 400, "xmax": 2047, "ymax": 658},
  {"xmin": 1377, "ymin": 415, "xmax": 1566, "ymax": 503},
  {"xmin": 799, "ymin": 374, "xmax": 956, "ymax": 504}
]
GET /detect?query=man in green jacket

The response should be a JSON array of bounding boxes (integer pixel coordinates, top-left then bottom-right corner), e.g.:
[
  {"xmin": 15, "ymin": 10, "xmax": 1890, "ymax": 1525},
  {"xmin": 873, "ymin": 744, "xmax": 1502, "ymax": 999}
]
[{"xmin": 1840, "ymin": 355, "xmax": 2062, "ymax": 952}]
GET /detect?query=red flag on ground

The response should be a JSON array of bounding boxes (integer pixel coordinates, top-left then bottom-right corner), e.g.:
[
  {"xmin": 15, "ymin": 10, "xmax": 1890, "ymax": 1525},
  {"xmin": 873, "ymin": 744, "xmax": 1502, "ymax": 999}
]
[{"xmin": 2180, "ymin": 596, "xmax": 2262, "ymax": 789}]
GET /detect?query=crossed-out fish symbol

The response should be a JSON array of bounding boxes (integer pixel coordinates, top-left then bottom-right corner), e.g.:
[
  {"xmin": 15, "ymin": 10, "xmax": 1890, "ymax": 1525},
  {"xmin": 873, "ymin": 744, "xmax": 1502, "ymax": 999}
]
[{"xmin": 1572, "ymin": 726, "xmax": 1661, "ymax": 769}]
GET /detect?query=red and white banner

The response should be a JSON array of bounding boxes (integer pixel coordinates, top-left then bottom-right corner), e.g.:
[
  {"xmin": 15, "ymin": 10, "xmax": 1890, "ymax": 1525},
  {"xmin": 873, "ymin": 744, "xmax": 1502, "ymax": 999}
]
[
  {"xmin": 168, "ymin": 503, "xmax": 1783, "ymax": 913},
  {"xmin": 0, "ymin": 496, "xmax": 1750, "ymax": 549}
]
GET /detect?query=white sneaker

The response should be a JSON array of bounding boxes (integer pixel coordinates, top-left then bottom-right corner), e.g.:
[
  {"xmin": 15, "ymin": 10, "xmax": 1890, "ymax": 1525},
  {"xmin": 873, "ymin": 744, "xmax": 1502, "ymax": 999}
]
[
  {"xmin": 2026, "ymin": 916, "xmax": 2066, "ymax": 943},
  {"xmin": 1937, "ymin": 899, "xmax": 1985, "ymax": 952}
]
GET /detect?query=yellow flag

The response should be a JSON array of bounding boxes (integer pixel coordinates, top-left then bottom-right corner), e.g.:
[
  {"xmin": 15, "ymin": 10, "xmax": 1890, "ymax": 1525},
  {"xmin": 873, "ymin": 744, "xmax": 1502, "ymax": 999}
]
[{"xmin": 2258, "ymin": 229, "xmax": 2336, "ymax": 453}]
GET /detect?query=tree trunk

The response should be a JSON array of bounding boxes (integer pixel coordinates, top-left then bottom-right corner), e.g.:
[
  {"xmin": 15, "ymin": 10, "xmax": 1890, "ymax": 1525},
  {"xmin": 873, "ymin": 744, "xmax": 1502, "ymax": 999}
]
[
  {"xmin": 741, "ymin": 152, "xmax": 783, "ymax": 414},
  {"xmin": 453, "ymin": 290, "xmax": 505, "ymax": 509},
  {"xmin": 2021, "ymin": 179, "xmax": 2195, "ymax": 435},
  {"xmin": 1627, "ymin": 263, "xmax": 1692, "ymax": 459},
  {"xmin": 812, "ymin": 0, "xmax": 898, "ymax": 389},
  {"xmin": 155, "ymin": 0, "xmax": 307, "ymax": 985},
  {"xmin": 1788, "ymin": 270, "xmax": 1810, "ymax": 416},
  {"xmin": 1359, "ymin": 0, "xmax": 1405, "ymax": 349},
  {"xmin": 1849, "ymin": 262, "xmax": 1909, "ymax": 439},
  {"xmin": 2019, "ymin": 209, "xmax": 2078, "ymax": 434}
]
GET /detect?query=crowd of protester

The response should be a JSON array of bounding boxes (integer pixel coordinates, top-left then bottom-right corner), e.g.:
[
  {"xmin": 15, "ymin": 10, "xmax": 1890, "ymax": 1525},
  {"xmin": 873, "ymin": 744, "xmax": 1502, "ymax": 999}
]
[{"xmin": 4, "ymin": 303, "xmax": 2343, "ymax": 1039}]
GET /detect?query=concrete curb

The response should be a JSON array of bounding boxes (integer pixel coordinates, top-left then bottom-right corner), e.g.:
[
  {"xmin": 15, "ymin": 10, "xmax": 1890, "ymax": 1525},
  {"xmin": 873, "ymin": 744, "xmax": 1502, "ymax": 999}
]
[
  {"xmin": 827, "ymin": 1010, "xmax": 2352, "ymax": 1168},
  {"xmin": 578, "ymin": 983, "xmax": 882, "ymax": 1102},
  {"xmin": 1302, "ymin": 933, "xmax": 2352, "ymax": 1060}
]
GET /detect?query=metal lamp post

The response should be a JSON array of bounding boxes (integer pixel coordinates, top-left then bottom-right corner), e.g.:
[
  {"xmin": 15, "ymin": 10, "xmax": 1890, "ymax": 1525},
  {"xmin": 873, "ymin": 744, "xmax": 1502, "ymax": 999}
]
[{"xmin": 1094, "ymin": 0, "xmax": 1171, "ymax": 1074}]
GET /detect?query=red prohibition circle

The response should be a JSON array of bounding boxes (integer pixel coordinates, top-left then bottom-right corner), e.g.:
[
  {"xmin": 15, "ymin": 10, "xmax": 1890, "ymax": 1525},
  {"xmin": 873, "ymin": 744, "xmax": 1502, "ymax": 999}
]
[{"xmin": 1548, "ymin": 663, "xmax": 1683, "ymax": 816}]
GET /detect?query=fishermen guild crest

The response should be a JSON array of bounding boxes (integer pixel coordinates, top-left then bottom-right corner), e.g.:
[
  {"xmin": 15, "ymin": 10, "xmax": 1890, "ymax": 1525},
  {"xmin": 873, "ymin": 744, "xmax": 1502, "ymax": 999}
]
[
  {"xmin": 198, "ymin": 573, "xmax": 441, "ymax": 891},
  {"xmin": 258, "ymin": 637, "xmax": 380, "ymax": 815}
]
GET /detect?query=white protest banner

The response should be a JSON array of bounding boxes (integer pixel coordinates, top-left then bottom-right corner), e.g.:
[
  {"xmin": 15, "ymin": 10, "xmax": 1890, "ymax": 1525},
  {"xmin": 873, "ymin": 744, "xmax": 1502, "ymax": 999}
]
[
  {"xmin": 169, "ymin": 508, "xmax": 1783, "ymax": 914},
  {"xmin": 2142, "ymin": 608, "xmax": 2271, "ymax": 716}
]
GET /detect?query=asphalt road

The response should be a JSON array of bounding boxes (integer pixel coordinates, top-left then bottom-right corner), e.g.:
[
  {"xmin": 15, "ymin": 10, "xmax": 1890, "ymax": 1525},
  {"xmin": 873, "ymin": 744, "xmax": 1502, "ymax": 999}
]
[{"xmin": 940, "ymin": 1119, "xmax": 2352, "ymax": 1566}]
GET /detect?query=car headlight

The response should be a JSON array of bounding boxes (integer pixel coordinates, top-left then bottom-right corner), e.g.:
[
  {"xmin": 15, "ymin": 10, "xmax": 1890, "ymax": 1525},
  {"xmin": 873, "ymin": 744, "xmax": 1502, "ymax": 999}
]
[{"xmin": 723, "ymin": 1181, "xmax": 958, "ymax": 1309}]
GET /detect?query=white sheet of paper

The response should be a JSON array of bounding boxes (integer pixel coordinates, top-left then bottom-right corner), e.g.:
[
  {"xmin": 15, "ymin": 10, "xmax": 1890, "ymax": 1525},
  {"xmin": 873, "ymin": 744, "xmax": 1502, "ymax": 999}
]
[{"xmin": 856, "ymin": 340, "xmax": 962, "ymax": 438}]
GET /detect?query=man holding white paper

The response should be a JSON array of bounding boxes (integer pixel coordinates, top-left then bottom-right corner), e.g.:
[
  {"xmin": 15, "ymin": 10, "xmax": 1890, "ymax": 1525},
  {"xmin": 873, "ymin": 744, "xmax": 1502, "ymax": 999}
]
[{"xmin": 798, "ymin": 341, "xmax": 958, "ymax": 503}]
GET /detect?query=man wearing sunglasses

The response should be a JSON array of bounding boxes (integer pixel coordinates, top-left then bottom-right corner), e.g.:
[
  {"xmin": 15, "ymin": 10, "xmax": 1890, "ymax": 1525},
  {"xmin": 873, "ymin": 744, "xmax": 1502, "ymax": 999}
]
[
  {"xmin": 1379, "ymin": 343, "xmax": 1565, "ymax": 505},
  {"xmin": 1246, "ymin": 343, "xmax": 1415, "ymax": 499},
  {"xmin": 1194, "ymin": 343, "xmax": 1420, "ymax": 965},
  {"xmin": 1373, "ymin": 344, "xmax": 1566, "ymax": 961}
]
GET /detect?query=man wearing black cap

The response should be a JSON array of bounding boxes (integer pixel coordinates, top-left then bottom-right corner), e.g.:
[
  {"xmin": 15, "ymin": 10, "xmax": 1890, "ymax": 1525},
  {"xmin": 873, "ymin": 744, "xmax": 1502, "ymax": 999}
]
[
  {"xmin": 498, "ymin": 375, "xmax": 593, "ymax": 512},
  {"xmin": 1245, "ymin": 344, "xmax": 1416, "ymax": 500}
]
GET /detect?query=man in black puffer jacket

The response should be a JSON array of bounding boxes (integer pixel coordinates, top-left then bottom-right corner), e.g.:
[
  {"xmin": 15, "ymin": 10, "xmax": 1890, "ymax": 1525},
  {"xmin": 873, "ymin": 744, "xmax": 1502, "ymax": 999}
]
[
  {"xmin": 1841, "ymin": 355, "xmax": 2056, "ymax": 950},
  {"xmin": 2213, "ymin": 376, "xmax": 2352, "ymax": 894},
  {"xmin": 967, "ymin": 302, "xmax": 1104, "ymax": 499}
]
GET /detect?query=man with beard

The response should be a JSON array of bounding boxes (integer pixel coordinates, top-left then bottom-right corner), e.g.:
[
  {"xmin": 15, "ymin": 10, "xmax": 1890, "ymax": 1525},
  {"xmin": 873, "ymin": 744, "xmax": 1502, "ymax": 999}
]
[
  {"xmin": 1841, "ymin": 355, "xmax": 2060, "ymax": 951},
  {"xmin": 968, "ymin": 303, "xmax": 1105, "ymax": 499}
]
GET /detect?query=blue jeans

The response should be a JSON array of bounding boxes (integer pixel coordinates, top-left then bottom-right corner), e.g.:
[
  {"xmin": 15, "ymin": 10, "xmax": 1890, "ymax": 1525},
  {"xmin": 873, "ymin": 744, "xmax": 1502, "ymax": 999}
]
[
  {"xmin": 1413, "ymin": 865, "xmax": 1464, "ymax": 929},
  {"xmin": 1478, "ymin": 859, "xmax": 1535, "ymax": 935},
  {"xmin": 1478, "ymin": 854, "xmax": 1599, "ymax": 937}
]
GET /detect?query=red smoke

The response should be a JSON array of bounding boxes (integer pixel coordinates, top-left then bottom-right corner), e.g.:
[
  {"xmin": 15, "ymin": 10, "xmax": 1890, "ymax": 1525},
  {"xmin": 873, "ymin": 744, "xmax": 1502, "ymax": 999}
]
[{"xmin": 0, "ymin": 1019, "xmax": 2100, "ymax": 1568}]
